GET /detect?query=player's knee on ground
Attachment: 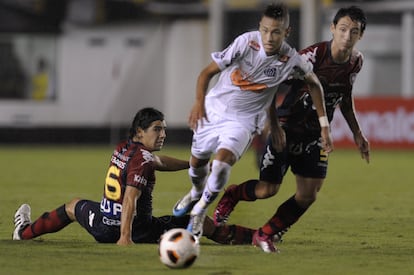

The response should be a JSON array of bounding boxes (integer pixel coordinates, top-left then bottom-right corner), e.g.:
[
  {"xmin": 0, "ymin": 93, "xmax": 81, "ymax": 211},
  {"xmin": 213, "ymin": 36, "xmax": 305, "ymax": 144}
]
[{"xmin": 207, "ymin": 225, "xmax": 254, "ymax": 245}]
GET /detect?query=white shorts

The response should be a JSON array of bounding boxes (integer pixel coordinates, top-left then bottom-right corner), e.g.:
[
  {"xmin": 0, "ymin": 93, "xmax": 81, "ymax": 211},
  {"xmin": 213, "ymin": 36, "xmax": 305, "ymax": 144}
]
[{"xmin": 191, "ymin": 111, "xmax": 254, "ymax": 161}]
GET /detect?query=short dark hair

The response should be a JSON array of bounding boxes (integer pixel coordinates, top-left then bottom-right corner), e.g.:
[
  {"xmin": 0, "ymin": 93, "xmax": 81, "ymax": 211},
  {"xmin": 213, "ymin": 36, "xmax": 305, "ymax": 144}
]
[
  {"xmin": 333, "ymin": 6, "xmax": 367, "ymax": 34},
  {"xmin": 263, "ymin": 2, "xmax": 290, "ymax": 26},
  {"xmin": 129, "ymin": 107, "xmax": 164, "ymax": 138}
]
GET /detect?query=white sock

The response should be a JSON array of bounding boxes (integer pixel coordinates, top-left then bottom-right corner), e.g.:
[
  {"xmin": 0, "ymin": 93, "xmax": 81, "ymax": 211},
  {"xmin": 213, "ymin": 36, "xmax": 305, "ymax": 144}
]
[
  {"xmin": 191, "ymin": 160, "xmax": 231, "ymax": 215},
  {"xmin": 189, "ymin": 164, "xmax": 209, "ymax": 199}
]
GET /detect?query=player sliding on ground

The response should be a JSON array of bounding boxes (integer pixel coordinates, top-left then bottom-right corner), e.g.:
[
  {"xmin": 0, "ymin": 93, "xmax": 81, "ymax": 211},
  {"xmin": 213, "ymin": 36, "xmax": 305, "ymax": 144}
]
[{"xmin": 13, "ymin": 107, "xmax": 253, "ymax": 246}]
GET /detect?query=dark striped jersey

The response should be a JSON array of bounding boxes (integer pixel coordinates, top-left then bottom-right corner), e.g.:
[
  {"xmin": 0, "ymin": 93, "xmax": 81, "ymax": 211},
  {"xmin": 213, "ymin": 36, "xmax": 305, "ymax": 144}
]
[
  {"xmin": 100, "ymin": 139, "xmax": 155, "ymax": 223},
  {"xmin": 276, "ymin": 40, "xmax": 363, "ymax": 134}
]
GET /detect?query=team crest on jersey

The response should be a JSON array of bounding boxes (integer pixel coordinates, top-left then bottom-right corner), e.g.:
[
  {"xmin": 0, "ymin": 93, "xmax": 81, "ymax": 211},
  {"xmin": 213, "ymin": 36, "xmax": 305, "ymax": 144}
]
[
  {"xmin": 249, "ymin": 40, "xmax": 260, "ymax": 51},
  {"xmin": 264, "ymin": 66, "xmax": 279, "ymax": 77}
]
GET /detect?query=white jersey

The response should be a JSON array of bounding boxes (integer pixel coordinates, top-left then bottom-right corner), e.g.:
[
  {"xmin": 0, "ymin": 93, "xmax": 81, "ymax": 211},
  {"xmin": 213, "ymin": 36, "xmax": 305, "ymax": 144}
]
[{"xmin": 206, "ymin": 30, "xmax": 313, "ymax": 133}]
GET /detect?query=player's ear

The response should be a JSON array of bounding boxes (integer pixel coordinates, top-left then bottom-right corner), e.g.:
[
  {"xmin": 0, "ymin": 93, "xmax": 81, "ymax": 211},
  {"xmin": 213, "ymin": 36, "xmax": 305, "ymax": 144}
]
[
  {"xmin": 358, "ymin": 29, "xmax": 364, "ymax": 40},
  {"xmin": 330, "ymin": 23, "xmax": 335, "ymax": 36},
  {"xmin": 136, "ymin": 127, "xmax": 144, "ymax": 139}
]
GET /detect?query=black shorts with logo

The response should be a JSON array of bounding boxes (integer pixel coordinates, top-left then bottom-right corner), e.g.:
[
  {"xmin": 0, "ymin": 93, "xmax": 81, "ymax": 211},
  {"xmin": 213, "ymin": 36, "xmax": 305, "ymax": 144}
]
[
  {"xmin": 259, "ymin": 132, "xmax": 329, "ymax": 184},
  {"xmin": 75, "ymin": 200, "xmax": 190, "ymax": 243}
]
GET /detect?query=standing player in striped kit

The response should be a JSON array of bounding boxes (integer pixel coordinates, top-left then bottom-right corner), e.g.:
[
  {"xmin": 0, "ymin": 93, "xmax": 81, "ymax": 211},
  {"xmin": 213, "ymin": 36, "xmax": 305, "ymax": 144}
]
[
  {"xmin": 214, "ymin": 6, "xmax": 370, "ymax": 253},
  {"xmin": 172, "ymin": 3, "xmax": 333, "ymax": 240}
]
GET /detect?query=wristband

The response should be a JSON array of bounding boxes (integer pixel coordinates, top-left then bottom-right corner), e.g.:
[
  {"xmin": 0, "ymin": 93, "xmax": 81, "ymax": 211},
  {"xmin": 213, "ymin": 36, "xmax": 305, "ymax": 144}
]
[{"xmin": 319, "ymin": 116, "xmax": 329, "ymax": 128}]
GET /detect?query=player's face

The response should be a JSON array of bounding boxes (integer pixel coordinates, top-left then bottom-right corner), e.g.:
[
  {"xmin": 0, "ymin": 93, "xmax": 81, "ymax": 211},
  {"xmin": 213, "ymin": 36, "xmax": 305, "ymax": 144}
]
[
  {"xmin": 139, "ymin": 120, "xmax": 167, "ymax": 151},
  {"xmin": 330, "ymin": 16, "xmax": 363, "ymax": 51},
  {"xmin": 259, "ymin": 16, "xmax": 290, "ymax": 56}
]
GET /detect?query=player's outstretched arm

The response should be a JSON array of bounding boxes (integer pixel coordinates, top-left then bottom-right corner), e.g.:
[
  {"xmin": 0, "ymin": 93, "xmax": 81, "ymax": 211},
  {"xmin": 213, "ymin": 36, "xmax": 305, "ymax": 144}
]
[
  {"xmin": 188, "ymin": 61, "xmax": 221, "ymax": 131},
  {"xmin": 340, "ymin": 95, "xmax": 370, "ymax": 163},
  {"xmin": 154, "ymin": 155, "xmax": 190, "ymax": 171}
]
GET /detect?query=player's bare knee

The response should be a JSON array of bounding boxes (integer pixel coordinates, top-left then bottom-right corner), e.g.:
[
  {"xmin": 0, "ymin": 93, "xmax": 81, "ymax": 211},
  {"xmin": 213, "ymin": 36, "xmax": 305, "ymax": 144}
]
[
  {"xmin": 267, "ymin": 182, "xmax": 279, "ymax": 196},
  {"xmin": 65, "ymin": 198, "xmax": 81, "ymax": 219},
  {"xmin": 190, "ymin": 156, "xmax": 209, "ymax": 168},
  {"xmin": 215, "ymin": 149, "xmax": 237, "ymax": 166},
  {"xmin": 295, "ymin": 194, "xmax": 317, "ymax": 208},
  {"xmin": 256, "ymin": 181, "xmax": 279, "ymax": 198}
]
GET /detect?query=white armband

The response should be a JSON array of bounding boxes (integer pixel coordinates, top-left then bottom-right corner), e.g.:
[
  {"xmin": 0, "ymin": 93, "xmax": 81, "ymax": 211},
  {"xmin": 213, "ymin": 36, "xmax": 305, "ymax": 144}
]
[{"xmin": 319, "ymin": 116, "xmax": 329, "ymax": 128}]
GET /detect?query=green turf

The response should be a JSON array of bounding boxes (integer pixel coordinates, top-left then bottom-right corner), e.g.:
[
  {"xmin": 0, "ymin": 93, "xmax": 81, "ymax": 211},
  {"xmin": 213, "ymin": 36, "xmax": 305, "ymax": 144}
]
[{"xmin": 0, "ymin": 145, "xmax": 413, "ymax": 274}]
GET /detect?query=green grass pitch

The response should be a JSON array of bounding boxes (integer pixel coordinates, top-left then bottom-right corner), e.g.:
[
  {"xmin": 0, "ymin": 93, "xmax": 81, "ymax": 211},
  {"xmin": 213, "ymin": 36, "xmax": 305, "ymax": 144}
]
[{"xmin": 0, "ymin": 145, "xmax": 413, "ymax": 274}]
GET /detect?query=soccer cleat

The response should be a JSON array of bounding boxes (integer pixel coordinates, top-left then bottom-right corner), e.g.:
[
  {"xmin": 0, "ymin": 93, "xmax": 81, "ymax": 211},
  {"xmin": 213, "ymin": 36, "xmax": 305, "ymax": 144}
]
[
  {"xmin": 272, "ymin": 234, "xmax": 283, "ymax": 244},
  {"xmin": 186, "ymin": 211, "xmax": 206, "ymax": 241},
  {"xmin": 252, "ymin": 230, "xmax": 280, "ymax": 253},
  {"xmin": 213, "ymin": 184, "xmax": 238, "ymax": 226},
  {"xmin": 273, "ymin": 227, "xmax": 289, "ymax": 244},
  {"xmin": 13, "ymin": 204, "xmax": 32, "ymax": 240},
  {"xmin": 172, "ymin": 192, "xmax": 199, "ymax": 217}
]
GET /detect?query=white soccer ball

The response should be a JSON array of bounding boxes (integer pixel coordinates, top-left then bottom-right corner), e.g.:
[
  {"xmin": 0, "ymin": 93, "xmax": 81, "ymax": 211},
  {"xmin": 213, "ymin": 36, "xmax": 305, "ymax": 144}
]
[{"xmin": 159, "ymin": 228, "xmax": 200, "ymax": 269}]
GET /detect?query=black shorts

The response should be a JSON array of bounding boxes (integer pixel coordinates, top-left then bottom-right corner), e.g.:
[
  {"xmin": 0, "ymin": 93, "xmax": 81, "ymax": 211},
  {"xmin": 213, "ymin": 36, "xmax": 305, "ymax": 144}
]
[
  {"xmin": 259, "ymin": 133, "xmax": 329, "ymax": 184},
  {"xmin": 75, "ymin": 200, "xmax": 190, "ymax": 243}
]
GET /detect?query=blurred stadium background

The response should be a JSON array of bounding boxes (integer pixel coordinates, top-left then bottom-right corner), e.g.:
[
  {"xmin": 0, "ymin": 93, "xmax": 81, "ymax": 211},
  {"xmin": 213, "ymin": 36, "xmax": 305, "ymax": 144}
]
[{"xmin": 0, "ymin": 0, "xmax": 413, "ymax": 149}]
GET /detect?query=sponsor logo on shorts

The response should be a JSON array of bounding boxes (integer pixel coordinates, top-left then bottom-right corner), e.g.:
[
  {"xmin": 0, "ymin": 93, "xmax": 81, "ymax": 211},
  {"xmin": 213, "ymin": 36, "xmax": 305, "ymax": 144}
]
[
  {"xmin": 88, "ymin": 211, "xmax": 95, "ymax": 227},
  {"xmin": 102, "ymin": 216, "xmax": 121, "ymax": 226},
  {"xmin": 261, "ymin": 145, "xmax": 275, "ymax": 171}
]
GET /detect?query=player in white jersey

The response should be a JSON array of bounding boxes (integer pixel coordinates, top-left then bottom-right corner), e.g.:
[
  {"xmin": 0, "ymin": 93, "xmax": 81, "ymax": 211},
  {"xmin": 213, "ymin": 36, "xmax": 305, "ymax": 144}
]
[{"xmin": 172, "ymin": 2, "xmax": 334, "ymax": 239}]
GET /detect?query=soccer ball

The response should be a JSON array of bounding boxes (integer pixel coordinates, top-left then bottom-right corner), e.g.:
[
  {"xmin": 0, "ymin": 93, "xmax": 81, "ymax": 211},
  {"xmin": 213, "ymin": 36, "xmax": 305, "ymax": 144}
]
[{"xmin": 159, "ymin": 228, "xmax": 200, "ymax": 269}]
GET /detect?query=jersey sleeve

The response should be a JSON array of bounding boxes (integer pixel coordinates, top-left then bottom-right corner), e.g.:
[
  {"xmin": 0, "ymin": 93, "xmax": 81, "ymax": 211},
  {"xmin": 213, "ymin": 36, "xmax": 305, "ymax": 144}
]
[
  {"xmin": 299, "ymin": 44, "xmax": 318, "ymax": 63},
  {"xmin": 289, "ymin": 52, "xmax": 314, "ymax": 80},
  {"xmin": 352, "ymin": 50, "xmax": 364, "ymax": 74},
  {"xmin": 348, "ymin": 50, "xmax": 364, "ymax": 90},
  {"xmin": 126, "ymin": 150, "xmax": 154, "ymax": 190},
  {"xmin": 211, "ymin": 33, "xmax": 248, "ymax": 71}
]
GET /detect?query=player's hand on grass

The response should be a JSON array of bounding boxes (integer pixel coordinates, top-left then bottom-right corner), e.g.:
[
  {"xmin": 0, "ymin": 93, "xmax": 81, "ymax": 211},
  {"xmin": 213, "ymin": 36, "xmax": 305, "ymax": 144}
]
[{"xmin": 116, "ymin": 236, "xmax": 134, "ymax": 246}]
